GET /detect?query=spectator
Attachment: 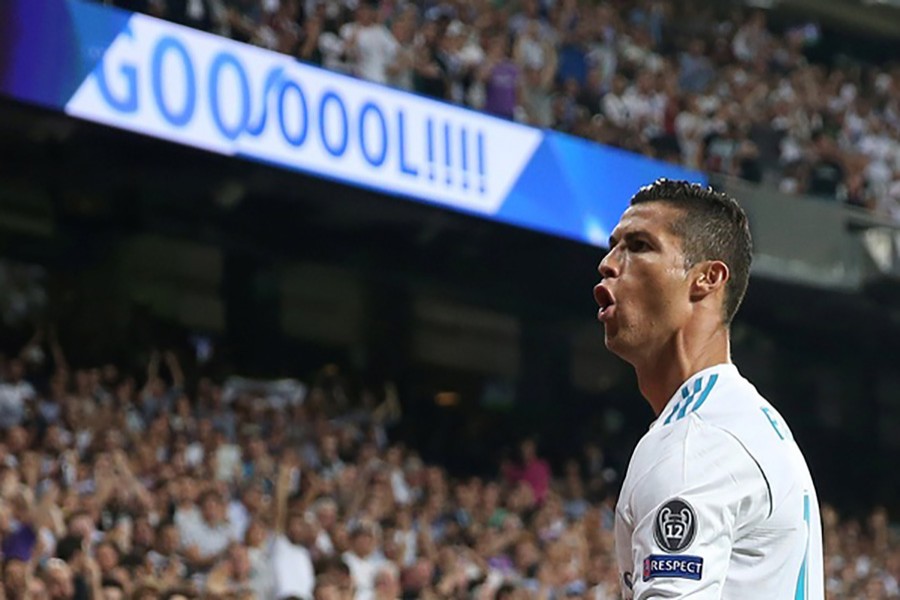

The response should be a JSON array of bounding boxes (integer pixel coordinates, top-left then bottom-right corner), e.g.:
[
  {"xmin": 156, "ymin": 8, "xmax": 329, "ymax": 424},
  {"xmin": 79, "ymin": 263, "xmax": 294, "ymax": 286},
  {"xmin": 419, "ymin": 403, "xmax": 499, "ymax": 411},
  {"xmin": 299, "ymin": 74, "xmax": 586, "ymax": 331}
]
[
  {"xmin": 178, "ymin": 489, "xmax": 237, "ymax": 571},
  {"xmin": 602, "ymin": 73, "xmax": 631, "ymax": 129},
  {"xmin": 372, "ymin": 564, "xmax": 400, "ymax": 600},
  {"xmin": 206, "ymin": 542, "xmax": 256, "ymax": 596},
  {"xmin": 42, "ymin": 557, "xmax": 76, "ymax": 600},
  {"xmin": 165, "ymin": 0, "xmax": 226, "ymax": 33},
  {"xmin": 272, "ymin": 456, "xmax": 317, "ymax": 600},
  {"xmin": 679, "ymin": 39, "xmax": 715, "ymax": 93},
  {"xmin": 101, "ymin": 577, "xmax": 127, "ymax": 600},
  {"xmin": 3, "ymin": 558, "xmax": 27, "ymax": 598},
  {"xmin": 340, "ymin": 0, "xmax": 399, "ymax": 85},
  {"xmin": 224, "ymin": 0, "xmax": 264, "ymax": 44},
  {"xmin": 0, "ymin": 358, "xmax": 36, "ymax": 430},
  {"xmin": 342, "ymin": 522, "xmax": 385, "ymax": 600},
  {"xmin": 732, "ymin": 10, "xmax": 771, "ymax": 64},
  {"xmin": 479, "ymin": 34, "xmax": 521, "ymax": 121},
  {"xmin": 412, "ymin": 18, "xmax": 449, "ymax": 100},
  {"xmin": 386, "ymin": 7, "xmax": 416, "ymax": 92},
  {"xmin": 147, "ymin": 521, "xmax": 188, "ymax": 580},
  {"xmin": 502, "ymin": 438, "xmax": 551, "ymax": 505},
  {"xmin": 808, "ymin": 131, "xmax": 847, "ymax": 199},
  {"xmin": 515, "ymin": 19, "xmax": 558, "ymax": 127}
]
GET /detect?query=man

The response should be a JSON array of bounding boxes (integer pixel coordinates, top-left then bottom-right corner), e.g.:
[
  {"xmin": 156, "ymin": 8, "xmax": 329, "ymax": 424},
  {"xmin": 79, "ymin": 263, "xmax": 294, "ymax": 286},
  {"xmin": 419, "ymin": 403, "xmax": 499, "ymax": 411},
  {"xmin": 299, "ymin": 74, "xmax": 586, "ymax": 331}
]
[
  {"xmin": 594, "ymin": 179, "xmax": 823, "ymax": 598},
  {"xmin": 0, "ymin": 358, "xmax": 35, "ymax": 430},
  {"xmin": 342, "ymin": 522, "xmax": 385, "ymax": 600},
  {"xmin": 373, "ymin": 565, "xmax": 401, "ymax": 600},
  {"xmin": 339, "ymin": 0, "xmax": 399, "ymax": 85},
  {"xmin": 273, "ymin": 457, "xmax": 316, "ymax": 599},
  {"xmin": 179, "ymin": 490, "xmax": 237, "ymax": 571},
  {"xmin": 41, "ymin": 558, "xmax": 76, "ymax": 600}
]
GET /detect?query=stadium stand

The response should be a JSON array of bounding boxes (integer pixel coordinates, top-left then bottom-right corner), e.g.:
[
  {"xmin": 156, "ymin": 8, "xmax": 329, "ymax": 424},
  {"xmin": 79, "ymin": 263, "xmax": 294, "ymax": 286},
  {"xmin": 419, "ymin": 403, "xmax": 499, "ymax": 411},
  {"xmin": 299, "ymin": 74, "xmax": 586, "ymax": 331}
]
[
  {"xmin": 89, "ymin": 0, "xmax": 900, "ymax": 221},
  {"xmin": 1, "ymin": 329, "xmax": 899, "ymax": 599}
]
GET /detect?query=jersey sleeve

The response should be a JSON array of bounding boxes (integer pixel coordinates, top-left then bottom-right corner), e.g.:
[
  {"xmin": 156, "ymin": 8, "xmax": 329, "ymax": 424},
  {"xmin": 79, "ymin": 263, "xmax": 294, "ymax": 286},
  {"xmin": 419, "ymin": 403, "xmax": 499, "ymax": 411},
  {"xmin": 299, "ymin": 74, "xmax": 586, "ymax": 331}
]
[{"xmin": 623, "ymin": 420, "xmax": 769, "ymax": 599}]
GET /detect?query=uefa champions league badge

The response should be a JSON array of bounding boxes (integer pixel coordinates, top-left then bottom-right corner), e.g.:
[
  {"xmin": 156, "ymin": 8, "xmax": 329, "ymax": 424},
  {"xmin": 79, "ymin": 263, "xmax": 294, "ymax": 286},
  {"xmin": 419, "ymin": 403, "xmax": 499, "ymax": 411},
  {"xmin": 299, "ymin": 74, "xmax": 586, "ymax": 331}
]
[{"xmin": 654, "ymin": 498, "xmax": 697, "ymax": 553}]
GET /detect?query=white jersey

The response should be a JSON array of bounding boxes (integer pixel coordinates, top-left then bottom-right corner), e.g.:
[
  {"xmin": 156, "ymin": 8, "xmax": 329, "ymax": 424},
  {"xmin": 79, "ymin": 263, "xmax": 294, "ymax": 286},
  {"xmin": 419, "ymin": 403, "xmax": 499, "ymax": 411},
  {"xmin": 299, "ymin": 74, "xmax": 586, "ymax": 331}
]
[{"xmin": 615, "ymin": 363, "xmax": 823, "ymax": 600}]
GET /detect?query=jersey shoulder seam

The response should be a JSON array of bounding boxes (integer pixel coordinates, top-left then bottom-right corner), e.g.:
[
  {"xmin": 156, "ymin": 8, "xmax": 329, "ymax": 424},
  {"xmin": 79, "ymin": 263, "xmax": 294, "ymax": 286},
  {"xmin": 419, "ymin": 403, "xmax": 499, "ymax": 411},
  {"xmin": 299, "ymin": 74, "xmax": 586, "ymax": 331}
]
[
  {"xmin": 627, "ymin": 418, "xmax": 747, "ymax": 505},
  {"xmin": 695, "ymin": 416, "xmax": 775, "ymax": 520}
]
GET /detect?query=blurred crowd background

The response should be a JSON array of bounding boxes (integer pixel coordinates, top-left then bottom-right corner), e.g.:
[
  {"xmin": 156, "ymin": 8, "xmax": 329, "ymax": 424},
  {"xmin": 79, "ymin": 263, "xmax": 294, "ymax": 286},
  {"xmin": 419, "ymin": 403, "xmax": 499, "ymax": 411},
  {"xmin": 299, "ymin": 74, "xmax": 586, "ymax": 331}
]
[
  {"xmin": 1, "ymin": 333, "xmax": 899, "ymax": 600},
  {"xmin": 95, "ymin": 0, "xmax": 900, "ymax": 220}
]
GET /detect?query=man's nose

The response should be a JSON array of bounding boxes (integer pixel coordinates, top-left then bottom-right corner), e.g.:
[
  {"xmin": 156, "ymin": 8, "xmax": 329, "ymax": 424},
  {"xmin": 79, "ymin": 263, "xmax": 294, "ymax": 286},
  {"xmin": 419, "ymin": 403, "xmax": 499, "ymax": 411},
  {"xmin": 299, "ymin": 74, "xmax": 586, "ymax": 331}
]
[{"xmin": 598, "ymin": 249, "xmax": 619, "ymax": 279}]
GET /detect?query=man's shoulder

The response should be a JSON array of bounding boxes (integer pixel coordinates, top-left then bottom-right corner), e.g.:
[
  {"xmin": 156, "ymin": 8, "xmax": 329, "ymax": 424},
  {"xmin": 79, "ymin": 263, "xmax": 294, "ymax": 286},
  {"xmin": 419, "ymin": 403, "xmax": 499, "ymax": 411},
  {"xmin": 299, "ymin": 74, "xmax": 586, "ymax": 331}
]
[
  {"xmin": 657, "ymin": 365, "xmax": 770, "ymax": 431},
  {"xmin": 274, "ymin": 534, "xmax": 311, "ymax": 556},
  {"xmin": 632, "ymin": 413, "xmax": 747, "ymax": 470},
  {"xmin": 628, "ymin": 408, "xmax": 764, "ymax": 488},
  {"xmin": 621, "ymin": 418, "xmax": 769, "ymax": 522}
]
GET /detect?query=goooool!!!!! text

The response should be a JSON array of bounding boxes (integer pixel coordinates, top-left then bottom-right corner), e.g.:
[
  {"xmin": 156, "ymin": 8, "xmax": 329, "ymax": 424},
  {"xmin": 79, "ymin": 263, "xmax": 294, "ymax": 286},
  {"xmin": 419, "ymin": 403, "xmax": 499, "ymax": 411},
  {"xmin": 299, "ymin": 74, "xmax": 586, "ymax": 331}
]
[{"xmin": 92, "ymin": 33, "xmax": 488, "ymax": 193}]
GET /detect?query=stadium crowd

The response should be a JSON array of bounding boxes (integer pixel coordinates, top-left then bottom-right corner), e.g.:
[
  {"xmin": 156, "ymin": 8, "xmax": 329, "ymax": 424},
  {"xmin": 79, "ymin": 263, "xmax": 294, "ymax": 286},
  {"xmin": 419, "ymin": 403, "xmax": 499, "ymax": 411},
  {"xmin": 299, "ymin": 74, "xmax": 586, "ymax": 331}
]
[
  {"xmin": 94, "ymin": 0, "xmax": 900, "ymax": 220},
  {"xmin": 0, "ymin": 329, "xmax": 899, "ymax": 600}
]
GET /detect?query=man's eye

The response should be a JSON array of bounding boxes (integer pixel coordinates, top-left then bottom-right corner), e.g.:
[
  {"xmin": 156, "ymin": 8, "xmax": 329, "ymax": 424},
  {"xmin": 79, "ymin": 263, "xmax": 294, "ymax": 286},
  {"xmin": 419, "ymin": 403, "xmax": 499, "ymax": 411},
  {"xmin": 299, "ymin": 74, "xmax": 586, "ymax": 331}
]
[{"xmin": 628, "ymin": 239, "xmax": 650, "ymax": 252}]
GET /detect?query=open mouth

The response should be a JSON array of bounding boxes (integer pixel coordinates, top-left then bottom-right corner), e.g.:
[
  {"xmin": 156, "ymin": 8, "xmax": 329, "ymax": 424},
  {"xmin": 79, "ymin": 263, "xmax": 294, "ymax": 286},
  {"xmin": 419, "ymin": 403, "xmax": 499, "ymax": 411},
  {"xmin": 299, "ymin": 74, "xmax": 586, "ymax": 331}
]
[{"xmin": 593, "ymin": 284, "xmax": 616, "ymax": 321}]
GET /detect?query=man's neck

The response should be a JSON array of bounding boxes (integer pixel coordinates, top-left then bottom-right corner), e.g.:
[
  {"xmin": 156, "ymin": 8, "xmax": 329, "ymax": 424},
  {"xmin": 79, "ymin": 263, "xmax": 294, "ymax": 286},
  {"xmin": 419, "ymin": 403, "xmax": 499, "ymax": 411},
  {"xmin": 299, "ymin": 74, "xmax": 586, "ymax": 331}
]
[{"xmin": 633, "ymin": 327, "xmax": 731, "ymax": 416}]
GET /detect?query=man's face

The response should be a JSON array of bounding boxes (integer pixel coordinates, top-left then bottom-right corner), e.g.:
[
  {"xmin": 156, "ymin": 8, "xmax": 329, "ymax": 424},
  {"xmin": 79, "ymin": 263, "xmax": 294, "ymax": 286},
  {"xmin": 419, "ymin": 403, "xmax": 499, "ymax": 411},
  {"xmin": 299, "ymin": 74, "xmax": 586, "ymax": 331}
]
[
  {"xmin": 4, "ymin": 559, "xmax": 27, "ymax": 592},
  {"xmin": 229, "ymin": 545, "xmax": 251, "ymax": 579},
  {"xmin": 317, "ymin": 504, "xmax": 337, "ymax": 529},
  {"xmin": 160, "ymin": 525, "xmax": 180, "ymax": 553},
  {"xmin": 242, "ymin": 487, "xmax": 262, "ymax": 513},
  {"xmin": 69, "ymin": 514, "xmax": 95, "ymax": 540},
  {"xmin": 374, "ymin": 570, "xmax": 399, "ymax": 599},
  {"xmin": 8, "ymin": 359, "xmax": 25, "ymax": 382},
  {"xmin": 287, "ymin": 515, "xmax": 312, "ymax": 546},
  {"xmin": 595, "ymin": 203, "xmax": 693, "ymax": 363},
  {"xmin": 356, "ymin": 4, "xmax": 375, "ymax": 25},
  {"xmin": 96, "ymin": 544, "xmax": 119, "ymax": 572},
  {"xmin": 45, "ymin": 562, "xmax": 74, "ymax": 600},
  {"xmin": 102, "ymin": 587, "xmax": 124, "ymax": 600},
  {"xmin": 353, "ymin": 531, "xmax": 376, "ymax": 557},
  {"xmin": 201, "ymin": 496, "xmax": 224, "ymax": 524}
]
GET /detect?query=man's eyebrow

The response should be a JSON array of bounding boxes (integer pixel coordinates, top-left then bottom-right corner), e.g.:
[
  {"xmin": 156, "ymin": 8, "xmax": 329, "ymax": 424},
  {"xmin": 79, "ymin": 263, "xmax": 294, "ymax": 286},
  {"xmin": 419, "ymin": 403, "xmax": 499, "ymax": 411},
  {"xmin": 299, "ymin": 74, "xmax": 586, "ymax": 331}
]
[
  {"xmin": 609, "ymin": 229, "xmax": 656, "ymax": 248},
  {"xmin": 607, "ymin": 230, "xmax": 622, "ymax": 247}
]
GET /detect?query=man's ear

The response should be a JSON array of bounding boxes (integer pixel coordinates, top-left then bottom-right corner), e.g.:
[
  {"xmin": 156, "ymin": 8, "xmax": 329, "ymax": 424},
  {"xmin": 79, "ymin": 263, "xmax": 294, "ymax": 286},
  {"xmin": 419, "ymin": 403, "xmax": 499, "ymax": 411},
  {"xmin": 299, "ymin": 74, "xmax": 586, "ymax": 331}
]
[{"xmin": 690, "ymin": 260, "xmax": 729, "ymax": 302}]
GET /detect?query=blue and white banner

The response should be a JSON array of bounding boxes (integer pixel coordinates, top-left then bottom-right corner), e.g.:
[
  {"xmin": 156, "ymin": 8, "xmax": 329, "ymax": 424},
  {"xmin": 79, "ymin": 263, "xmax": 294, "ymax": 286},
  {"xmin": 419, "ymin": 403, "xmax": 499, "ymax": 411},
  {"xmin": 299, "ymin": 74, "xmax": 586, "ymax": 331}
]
[{"xmin": 0, "ymin": 0, "xmax": 706, "ymax": 247}]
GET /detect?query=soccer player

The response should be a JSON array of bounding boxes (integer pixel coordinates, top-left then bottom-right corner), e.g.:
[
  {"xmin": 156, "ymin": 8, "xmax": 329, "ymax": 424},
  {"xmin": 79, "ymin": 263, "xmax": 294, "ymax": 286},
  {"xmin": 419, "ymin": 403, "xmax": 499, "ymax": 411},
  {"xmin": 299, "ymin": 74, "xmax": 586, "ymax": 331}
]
[{"xmin": 594, "ymin": 180, "xmax": 823, "ymax": 599}]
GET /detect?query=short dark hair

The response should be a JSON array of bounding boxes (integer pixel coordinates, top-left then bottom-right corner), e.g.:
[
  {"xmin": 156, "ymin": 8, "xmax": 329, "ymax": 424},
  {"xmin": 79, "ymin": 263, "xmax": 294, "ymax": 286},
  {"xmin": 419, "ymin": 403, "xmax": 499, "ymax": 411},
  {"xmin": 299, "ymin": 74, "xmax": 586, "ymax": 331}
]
[
  {"xmin": 55, "ymin": 534, "xmax": 85, "ymax": 562},
  {"xmin": 101, "ymin": 578, "xmax": 124, "ymax": 591},
  {"xmin": 630, "ymin": 179, "xmax": 752, "ymax": 325}
]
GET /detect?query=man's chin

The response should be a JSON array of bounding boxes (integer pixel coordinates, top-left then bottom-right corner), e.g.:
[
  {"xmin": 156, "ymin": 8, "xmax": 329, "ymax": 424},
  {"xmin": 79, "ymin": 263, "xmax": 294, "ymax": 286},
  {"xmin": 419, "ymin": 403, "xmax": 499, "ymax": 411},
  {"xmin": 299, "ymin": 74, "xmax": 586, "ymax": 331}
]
[
  {"xmin": 603, "ymin": 331, "xmax": 621, "ymax": 353},
  {"xmin": 603, "ymin": 330, "xmax": 632, "ymax": 360}
]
